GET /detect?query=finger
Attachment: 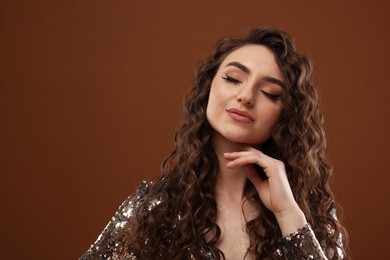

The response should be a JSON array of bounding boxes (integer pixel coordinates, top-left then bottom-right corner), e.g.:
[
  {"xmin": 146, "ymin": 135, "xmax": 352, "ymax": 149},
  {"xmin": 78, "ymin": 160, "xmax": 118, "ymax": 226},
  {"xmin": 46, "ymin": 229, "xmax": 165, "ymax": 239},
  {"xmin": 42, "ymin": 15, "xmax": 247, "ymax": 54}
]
[
  {"xmin": 223, "ymin": 149, "xmax": 264, "ymax": 162},
  {"xmin": 242, "ymin": 165, "xmax": 265, "ymax": 187},
  {"xmin": 226, "ymin": 153, "xmax": 259, "ymax": 168},
  {"xmin": 242, "ymin": 165, "xmax": 271, "ymax": 205},
  {"xmin": 223, "ymin": 151, "xmax": 251, "ymax": 160}
]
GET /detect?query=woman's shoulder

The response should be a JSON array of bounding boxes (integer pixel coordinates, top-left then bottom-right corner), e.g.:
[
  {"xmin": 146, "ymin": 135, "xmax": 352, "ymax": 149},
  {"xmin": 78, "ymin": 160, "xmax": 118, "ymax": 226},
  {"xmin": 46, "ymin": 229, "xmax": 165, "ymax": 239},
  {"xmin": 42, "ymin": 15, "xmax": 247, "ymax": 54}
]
[
  {"xmin": 118, "ymin": 180, "xmax": 154, "ymax": 217},
  {"xmin": 79, "ymin": 180, "xmax": 162, "ymax": 260},
  {"xmin": 121, "ymin": 179, "xmax": 166, "ymax": 215}
]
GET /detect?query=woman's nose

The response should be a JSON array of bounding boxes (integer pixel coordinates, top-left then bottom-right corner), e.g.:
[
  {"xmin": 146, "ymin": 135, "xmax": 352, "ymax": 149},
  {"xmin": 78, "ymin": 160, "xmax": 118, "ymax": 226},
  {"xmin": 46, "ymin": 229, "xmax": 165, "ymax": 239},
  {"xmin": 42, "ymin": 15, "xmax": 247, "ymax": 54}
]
[{"xmin": 237, "ymin": 86, "xmax": 255, "ymax": 107}]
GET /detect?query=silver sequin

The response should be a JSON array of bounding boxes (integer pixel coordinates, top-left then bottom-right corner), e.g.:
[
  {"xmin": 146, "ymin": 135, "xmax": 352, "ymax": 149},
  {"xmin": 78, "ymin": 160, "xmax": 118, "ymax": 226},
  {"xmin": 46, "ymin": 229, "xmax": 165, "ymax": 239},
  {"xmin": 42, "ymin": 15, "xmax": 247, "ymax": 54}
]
[{"xmin": 80, "ymin": 181, "xmax": 339, "ymax": 260}]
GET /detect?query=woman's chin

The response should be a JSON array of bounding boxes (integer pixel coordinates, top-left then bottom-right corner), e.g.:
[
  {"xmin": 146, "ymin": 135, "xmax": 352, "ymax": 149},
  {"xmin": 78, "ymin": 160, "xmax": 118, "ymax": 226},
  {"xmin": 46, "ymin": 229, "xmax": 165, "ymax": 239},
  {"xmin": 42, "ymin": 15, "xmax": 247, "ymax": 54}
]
[{"xmin": 221, "ymin": 133, "xmax": 265, "ymax": 146}]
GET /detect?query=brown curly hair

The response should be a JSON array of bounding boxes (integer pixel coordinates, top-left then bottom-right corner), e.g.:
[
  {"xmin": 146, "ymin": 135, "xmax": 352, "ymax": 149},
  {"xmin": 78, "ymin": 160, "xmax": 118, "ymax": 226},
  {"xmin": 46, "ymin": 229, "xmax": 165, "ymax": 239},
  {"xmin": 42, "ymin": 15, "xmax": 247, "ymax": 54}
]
[{"xmin": 123, "ymin": 28, "xmax": 347, "ymax": 259}]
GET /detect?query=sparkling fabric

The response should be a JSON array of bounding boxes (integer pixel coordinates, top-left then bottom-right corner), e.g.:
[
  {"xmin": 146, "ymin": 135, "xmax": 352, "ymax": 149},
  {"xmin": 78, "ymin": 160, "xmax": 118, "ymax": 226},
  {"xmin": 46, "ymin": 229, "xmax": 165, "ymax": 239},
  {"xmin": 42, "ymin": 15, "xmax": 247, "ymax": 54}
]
[
  {"xmin": 80, "ymin": 181, "xmax": 150, "ymax": 260},
  {"xmin": 279, "ymin": 224, "xmax": 327, "ymax": 259},
  {"xmin": 80, "ymin": 181, "xmax": 338, "ymax": 260}
]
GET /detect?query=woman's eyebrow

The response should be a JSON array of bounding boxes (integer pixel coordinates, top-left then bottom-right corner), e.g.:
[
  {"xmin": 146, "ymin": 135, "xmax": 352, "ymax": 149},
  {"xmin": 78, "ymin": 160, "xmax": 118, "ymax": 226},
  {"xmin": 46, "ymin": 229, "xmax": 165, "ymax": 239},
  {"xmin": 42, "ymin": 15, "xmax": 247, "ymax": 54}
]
[
  {"xmin": 226, "ymin": 61, "xmax": 250, "ymax": 74},
  {"xmin": 226, "ymin": 61, "xmax": 285, "ymax": 89},
  {"xmin": 262, "ymin": 76, "xmax": 285, "ymax": 89}
]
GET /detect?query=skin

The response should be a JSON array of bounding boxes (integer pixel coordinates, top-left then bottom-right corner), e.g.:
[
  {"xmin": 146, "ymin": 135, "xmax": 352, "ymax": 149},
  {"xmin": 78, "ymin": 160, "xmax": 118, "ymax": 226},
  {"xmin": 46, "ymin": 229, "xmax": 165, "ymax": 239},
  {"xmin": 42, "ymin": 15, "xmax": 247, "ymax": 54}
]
[{"xmin": 206, "ymin": 44, "xmax": 307, "ymax": 259}]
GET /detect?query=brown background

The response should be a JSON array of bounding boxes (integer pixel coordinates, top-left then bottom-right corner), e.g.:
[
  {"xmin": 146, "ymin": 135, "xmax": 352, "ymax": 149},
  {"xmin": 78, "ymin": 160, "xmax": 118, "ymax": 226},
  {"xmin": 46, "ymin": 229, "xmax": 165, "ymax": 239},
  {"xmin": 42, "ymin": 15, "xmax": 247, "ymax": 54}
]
[{"xmin": 1, "ymin": 1, "xmax": 389, "ymax": 259}]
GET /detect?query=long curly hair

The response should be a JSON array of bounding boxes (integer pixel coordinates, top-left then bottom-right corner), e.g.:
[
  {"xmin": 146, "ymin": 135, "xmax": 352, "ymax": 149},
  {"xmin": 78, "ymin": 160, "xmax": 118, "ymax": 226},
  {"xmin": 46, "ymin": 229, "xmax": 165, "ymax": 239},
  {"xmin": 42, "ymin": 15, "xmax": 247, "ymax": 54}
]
[{"xmin": 123, "ymin": 28, "xmax": 347, "ymax": 259}]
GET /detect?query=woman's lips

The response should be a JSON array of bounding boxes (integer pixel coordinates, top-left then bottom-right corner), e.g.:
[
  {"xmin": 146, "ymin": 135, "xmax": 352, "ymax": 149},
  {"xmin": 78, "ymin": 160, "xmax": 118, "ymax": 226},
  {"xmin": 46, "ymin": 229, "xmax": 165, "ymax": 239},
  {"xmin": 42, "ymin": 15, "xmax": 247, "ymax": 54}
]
[{"xmin": 226, "ymin": 108, "xmax": 254, "ymax": 123}]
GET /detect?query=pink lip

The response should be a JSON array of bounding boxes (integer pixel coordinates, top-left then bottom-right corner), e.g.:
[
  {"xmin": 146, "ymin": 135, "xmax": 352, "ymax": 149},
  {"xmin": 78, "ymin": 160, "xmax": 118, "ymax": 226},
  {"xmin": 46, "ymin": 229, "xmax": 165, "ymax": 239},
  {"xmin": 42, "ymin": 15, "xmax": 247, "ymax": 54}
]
[{"xmin": 226, "ymin": 108, "xmax": 254, "ymax": 123}]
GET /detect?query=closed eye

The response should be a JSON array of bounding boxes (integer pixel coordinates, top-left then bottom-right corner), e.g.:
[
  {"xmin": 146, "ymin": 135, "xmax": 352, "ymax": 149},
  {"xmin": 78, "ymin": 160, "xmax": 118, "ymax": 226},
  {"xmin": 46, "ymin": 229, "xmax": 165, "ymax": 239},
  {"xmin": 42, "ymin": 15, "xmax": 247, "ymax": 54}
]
[
  {"xmin": 260, "ymin": 90, "xmax": 281, "ymax": 101},
  {"xmin": 222, "ymin": 75, "xmax": 242, "ymax": 84}
]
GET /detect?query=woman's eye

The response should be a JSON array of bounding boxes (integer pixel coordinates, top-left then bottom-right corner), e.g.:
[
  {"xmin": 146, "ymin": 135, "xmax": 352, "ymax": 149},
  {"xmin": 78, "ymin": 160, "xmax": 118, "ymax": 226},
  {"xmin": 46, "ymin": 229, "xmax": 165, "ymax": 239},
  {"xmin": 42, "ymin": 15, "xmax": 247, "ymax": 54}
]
[
  {"xmin": 222, "ymin": 75, "xmax": 242, "ymax": 84},
  {"xmin": 260, "ymin": 90, "xmax": 281, "ymax": 101}
]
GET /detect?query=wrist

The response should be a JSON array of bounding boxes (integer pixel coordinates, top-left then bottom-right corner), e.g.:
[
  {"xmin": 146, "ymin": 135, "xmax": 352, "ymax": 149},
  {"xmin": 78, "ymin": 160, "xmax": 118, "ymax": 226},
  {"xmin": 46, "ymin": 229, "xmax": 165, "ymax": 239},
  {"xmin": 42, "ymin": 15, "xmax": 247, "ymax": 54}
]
[{"xmin": 275, "ymin": 205, "xmax": 307, "ymax": 237}]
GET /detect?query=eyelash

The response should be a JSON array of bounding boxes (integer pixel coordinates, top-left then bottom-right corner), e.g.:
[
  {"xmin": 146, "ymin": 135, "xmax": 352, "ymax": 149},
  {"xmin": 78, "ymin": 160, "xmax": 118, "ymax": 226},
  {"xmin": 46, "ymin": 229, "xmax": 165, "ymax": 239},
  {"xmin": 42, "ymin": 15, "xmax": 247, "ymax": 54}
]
[
  {"xmin": 222, "ymin": 75, "xmax": 242, "ymax": 84},
  {"xmin": 222, "ymin": 75, "xmax": 281, "ymax": 101},
  {"xmin": 260, "ymin": 90, "xmax": 281, "ymax": 101}
]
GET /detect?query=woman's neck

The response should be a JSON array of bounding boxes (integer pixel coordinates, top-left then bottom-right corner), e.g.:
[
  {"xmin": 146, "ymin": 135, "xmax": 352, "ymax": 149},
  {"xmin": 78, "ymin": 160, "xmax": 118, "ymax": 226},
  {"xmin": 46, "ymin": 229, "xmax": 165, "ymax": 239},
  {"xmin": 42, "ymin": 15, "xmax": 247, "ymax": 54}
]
[{"xmin": 212, "ymin": 133, "xmax": 249, "ymax": 203}]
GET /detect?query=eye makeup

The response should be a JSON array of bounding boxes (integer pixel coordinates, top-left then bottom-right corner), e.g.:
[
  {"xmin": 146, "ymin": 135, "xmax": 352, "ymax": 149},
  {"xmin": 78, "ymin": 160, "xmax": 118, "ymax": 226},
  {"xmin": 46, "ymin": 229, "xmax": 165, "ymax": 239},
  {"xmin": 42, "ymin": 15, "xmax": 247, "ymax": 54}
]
[{"xmin": 222, "ymin": 75, "xmax": 242, "ymax": 84}]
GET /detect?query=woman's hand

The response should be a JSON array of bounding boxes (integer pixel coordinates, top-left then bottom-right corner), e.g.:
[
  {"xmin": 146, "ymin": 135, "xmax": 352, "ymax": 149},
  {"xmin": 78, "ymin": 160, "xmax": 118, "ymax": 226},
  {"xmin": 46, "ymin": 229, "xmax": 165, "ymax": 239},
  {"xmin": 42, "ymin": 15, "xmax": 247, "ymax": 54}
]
[{"xmin": 223, "ymin": 146, "xmax": 307, "ymax": 236}]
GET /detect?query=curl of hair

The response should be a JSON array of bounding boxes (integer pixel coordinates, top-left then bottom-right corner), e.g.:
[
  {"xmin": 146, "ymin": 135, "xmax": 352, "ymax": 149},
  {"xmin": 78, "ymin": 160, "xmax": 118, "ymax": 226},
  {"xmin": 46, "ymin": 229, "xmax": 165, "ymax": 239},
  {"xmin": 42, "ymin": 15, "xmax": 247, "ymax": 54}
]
[{"xmin": 123, "ymin": 28, "xmax": 347, "ymax": 259}]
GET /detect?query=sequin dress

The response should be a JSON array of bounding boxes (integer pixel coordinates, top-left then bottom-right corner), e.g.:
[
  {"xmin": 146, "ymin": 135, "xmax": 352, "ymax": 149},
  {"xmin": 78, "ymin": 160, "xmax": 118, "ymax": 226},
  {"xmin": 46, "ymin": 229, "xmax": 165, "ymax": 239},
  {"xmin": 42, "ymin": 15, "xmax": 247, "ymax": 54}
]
[{"xmin": 80, "ymin": 181, "xmax": 340, "ymax": 260}]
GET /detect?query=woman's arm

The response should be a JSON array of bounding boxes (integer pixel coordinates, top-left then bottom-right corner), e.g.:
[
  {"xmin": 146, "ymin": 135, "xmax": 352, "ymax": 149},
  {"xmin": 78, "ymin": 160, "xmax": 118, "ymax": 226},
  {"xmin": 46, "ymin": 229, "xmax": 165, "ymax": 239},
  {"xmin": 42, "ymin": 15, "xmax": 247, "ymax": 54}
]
[
  {"xmin": 279, "ymin": 223, "xmax": 327, "ymax": 259},
  {"xmin": 278, "ymin": 209, "xmax": 344, "ymax": 259},
  {"xmin": 224, "ymin": 147, "xmax": 330, "ymax": 259}
]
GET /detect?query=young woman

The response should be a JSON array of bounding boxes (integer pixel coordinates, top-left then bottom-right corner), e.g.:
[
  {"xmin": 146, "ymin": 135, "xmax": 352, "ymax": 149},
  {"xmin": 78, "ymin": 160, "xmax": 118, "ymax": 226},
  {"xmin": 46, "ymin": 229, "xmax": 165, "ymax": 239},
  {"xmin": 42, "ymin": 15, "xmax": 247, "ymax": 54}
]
[{"xmin": 80, "ymin": 28, "xmax": 347, "ymax": 259}]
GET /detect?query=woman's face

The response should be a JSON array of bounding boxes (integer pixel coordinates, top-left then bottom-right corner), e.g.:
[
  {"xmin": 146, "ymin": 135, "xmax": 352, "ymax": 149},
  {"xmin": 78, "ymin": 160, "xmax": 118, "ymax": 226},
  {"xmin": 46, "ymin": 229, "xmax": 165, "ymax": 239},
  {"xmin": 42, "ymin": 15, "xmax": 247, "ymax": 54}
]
[{"xmin": 206, "ymin": 44, "xmax": 285, "ymax": 145}]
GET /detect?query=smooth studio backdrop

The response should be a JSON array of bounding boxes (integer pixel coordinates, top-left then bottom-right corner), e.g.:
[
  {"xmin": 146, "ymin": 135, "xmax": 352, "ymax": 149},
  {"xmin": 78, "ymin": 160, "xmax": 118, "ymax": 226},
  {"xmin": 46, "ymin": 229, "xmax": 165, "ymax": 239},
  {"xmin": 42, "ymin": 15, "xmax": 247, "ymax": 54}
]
[{"xmin": 1, "ymin": 1, "xmax": 389, "ymax": 259}]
